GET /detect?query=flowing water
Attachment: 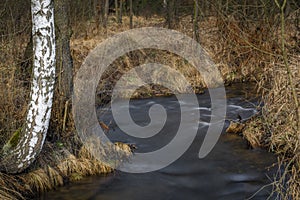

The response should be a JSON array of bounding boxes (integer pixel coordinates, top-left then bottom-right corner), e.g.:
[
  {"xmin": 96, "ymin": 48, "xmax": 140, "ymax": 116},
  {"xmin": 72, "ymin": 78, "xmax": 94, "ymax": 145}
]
[{"xmin": 41, "ymin": 84, "xmax": 277, "ymax": 200}]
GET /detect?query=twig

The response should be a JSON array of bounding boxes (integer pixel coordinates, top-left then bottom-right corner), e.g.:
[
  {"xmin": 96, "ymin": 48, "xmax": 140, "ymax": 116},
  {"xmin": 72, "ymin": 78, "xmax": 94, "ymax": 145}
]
[{"xmin": 62, "ymin": 100, "xmax": 69, "ymax": 132}]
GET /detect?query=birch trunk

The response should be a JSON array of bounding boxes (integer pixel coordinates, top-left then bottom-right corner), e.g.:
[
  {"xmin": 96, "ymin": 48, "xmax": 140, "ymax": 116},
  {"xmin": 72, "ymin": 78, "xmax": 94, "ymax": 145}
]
[{"xmin": 0, "ymin": 0, "xmax": 56, "ymax": 174}]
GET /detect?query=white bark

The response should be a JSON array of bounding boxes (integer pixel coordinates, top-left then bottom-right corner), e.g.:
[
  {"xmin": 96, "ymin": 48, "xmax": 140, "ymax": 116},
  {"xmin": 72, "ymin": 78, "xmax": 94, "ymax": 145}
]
[
  {"xmin": 163, "ymin": 0, "xmax": 167, "ymax": 8},
  {"xmin": 0, "ymin": 0, "xmax": 56, "ymax": 173}
]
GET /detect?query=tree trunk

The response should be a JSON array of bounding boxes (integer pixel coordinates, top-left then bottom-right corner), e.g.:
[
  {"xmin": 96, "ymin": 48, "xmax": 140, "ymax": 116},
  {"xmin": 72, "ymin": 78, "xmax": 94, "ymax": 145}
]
[
  {"xmin": 94, "ymin": 0, "xmax": 103, "ymax": 28},
  {"xmin": 49, "ymin": 0, "xmax": 74, "ymax": 140},
  {"xmin": 129, "ymin": 0, "xmax": 133, "ymax": 28},
  {"xmin": 165, "ymin": 0, "xmax": 177, "ymax": 29},
  {"xmin": 104, "ymin": 0, "xmax": 109, "ymax": 28},
  {"xmin": 115, "ymin": 0, "xmax": 119, "ymax": 21},
  {"xmin": 97, "ymin": 0, "xmax": 105, "ymax": 28},
  {"xmin": 0, "ymin": 0, "xmax": 56, "ymax": 174},
  {"xmin": 93, "ymin": 0, "xmax": 98, "ymax": 17},
  {"xmin": 118, "ymin": 0, "xmax": 123, "ymax": 24},
  {"xmin": 193, "ymin": 0, "xmax": 200, "ymax": 43}
]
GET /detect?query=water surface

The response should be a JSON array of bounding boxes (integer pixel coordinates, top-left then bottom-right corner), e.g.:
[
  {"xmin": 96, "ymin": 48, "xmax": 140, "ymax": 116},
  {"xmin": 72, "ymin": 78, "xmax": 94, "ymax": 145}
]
[{"xmin": 42, "ymin": 84, "xmax": 276, "ymax": 200}]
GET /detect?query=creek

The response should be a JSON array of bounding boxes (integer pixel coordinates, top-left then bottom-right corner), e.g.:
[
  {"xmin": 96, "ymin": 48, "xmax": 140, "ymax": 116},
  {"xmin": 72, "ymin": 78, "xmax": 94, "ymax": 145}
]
[{"xmin": 41, "ymin": 83, "xmax": 277, "ymax": 200}]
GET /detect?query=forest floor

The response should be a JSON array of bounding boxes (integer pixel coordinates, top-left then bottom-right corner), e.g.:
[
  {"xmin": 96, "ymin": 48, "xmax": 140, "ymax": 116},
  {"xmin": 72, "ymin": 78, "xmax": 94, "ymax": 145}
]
[{"xmin": 0, "ymin": 14, "xmax": 299, "ymax": 199}]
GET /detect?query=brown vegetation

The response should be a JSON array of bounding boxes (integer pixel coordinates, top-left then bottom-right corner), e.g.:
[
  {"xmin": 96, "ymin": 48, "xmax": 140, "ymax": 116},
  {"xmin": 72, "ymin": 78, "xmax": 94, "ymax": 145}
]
[
  {"xmin": 0, "ymin": 0, "xmax": 299, "ymax": 199},
  {"xmin": 241, "ymin": 4, "xmax": 300, "ymax": 198},
  {"xmin": 0, "ymin": 142, "xmax": 114, "ymax": 199}
]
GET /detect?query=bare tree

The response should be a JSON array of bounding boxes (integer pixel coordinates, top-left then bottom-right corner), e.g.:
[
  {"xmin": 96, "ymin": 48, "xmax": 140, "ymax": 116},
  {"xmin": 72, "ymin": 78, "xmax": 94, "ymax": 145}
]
[
  {"xmin": 104, "ymin": 0, "xmax": 109, "ymax": 28},
  {"xmin": 115, "ymin": 0, "xmax": 119, "ymax": 21},
  {"xmin": 118, "ymin": 0, "xmax": 123, "ymax": 24},
  {"xmin": 129, "ymin": 0, "xmax": 133, "ymax": 28},
  {"xmin": 165, "ymin": 0, "xmax": 178, "ymax": 29},
  {"xmin": 193, "ymin": 0, "xmax": 200, "ymax": 42},
  {"xmin": 0, "ymin": 0, "xmax": 56, "ymax": 173},
  {"xmin": 94, "ymin": 0, "xmax": 104, "ymax": 28}
]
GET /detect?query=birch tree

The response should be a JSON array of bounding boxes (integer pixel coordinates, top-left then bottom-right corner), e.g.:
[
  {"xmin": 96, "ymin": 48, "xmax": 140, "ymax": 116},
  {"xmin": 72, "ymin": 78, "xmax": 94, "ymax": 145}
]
[{"xmin": 0, "ymin": 0, "xmax": 56, "ymax": 174}]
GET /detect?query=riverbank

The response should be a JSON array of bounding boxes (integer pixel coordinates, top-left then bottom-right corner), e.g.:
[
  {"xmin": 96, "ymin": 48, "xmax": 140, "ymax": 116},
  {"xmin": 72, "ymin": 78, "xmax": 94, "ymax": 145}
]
[
  {"xmin": 0, "ymin": 145, "xmax": 111, "ymax": 199},
  {"xmin": 71, "ymin": 15, "xmax": 300, "ymax": 198},
  {"xmin": 242, "ymin": 55, "xmax": 300, "ymax": 198},
  {"xmin": 0, "ymin": 10, "xmax": 299, "ymax": 199}
]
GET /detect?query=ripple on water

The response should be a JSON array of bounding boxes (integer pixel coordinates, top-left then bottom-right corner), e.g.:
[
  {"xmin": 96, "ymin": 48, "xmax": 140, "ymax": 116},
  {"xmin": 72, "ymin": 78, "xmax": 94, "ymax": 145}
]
[{"xmin": 43, "ymin": 84, "xmax": 277, "ymax": 200}]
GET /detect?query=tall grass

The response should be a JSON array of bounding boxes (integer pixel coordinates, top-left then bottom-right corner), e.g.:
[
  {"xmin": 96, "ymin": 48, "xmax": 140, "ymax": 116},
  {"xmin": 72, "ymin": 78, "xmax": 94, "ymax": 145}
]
[
  {"xmin": 0, "ymin": 0, "xmax": 299, "ymax": 198},
  {"xmin": 0, "ymin": 35, "xmax": 30, "ymax": 147},
  {"xmin": 0, "ymin": 144, "xmax": 114, "ymax": 199},
  {"xmin": 242, "ymin": 4, "xmax": 300, "ymax": 199}
]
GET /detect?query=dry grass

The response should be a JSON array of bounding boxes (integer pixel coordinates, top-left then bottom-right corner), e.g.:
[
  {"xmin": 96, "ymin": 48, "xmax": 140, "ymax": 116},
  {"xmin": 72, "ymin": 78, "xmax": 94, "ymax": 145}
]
[
  {"xmin": 70, "ymin": 14, "xmax": 300, "ymax": 200},
  {"xmin": 0, "ymin": 172, "xmax": 27, "ymax": 200},
  {"xmin": 0, "ymin": 36, "xmax": 30, "ymax": 147},
  {"xmin": 0, "ymin": 143, "xmax": 115, "ymax": 199},
  {"xmin": 0, "ymin": 5, "xmax": 299, "ymax": 199},
  {"xmin": 241, "ymin": 10, "xmax": 300, "ymax": 199},
  {"xmin": 0, "ymin": 135, "xmax": 131, "ymax": 199},
  {"xmin": 243, "ymin": 55, "xmax": 300, "ymax": 199},
  {"xmin": 71, "ymin": 15, "xmax": 267, "ymax": 104}
]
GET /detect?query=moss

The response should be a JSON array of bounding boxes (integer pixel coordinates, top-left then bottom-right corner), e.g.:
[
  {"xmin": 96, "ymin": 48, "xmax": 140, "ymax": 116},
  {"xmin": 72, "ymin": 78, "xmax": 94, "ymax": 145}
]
[{"xmin": 1, "ymin": 128, "xmax": 22, "ymax": 154}]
